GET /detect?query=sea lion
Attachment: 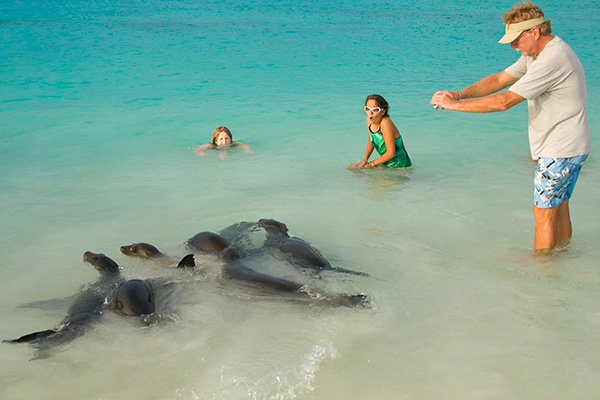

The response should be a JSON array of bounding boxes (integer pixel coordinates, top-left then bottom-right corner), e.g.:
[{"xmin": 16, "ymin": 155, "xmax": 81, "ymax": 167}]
[
  {"xmin": 256, "ymin": 219, "xmax": 368, "ymax": 276},
  {"xmin": 3, "ymin": 252, "xmax": 122, "ymax": 359},
  {"xmin": 107, "ymin": 253, "xmax": 194, "ymax": 316},
  {"xmin": 114, "ymin": 279, "xmax": 155, "ymax": 316},
  {"xmin": 218, "ymin": 221, "xmax": 264, "ymax": 250},
  {"xmin": 120, "ymin": 243, "xmax": 163, "ymax": 259},
  {"xmin": 119, "ymin": 229, "xmax": 370, "ymax": 308},
  {"xmin": 280, "ymin": 238, "xmax": 333, "ymax": 271},
  {"xmin": 120, "ymin": 243, "xmax": 195, "ymax": 270},
  {"xmin": 83, "ymin": 251, "xmax": 121, "ymax": 277},
  {"xmin": 3, "ymin": 251, "xmax": 181, "ymax": 358},
  {"xmin": 121, "ymin": 237, "xmax": 301, "ymax": 291},
  {"xmin": 224, "ymin": 245, "xmax": 370, "ymax": 307},
  {"xmin": 19, "ymin": 252, "xmax": 123, "ymax": 311},
  {"xmin": 4, "ymin": 295, "xmax": 105, "ymax": 346},
  {"xmin": 3, "ymin": 304, "xmax": 105, "ymax": 361},
  {"xmin": 220, "ymin": 245, "xmax": 303, "ymax": 292},
  {"xmin": 256, "ymin": 219, "xmax": 289, "ymax": 247},
  {"xmin": 187, "ymin": 231, "xmax": 231, "ymax": 253}
]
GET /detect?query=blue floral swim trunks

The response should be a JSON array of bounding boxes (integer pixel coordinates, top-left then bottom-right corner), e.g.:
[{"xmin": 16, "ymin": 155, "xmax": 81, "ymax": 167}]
[{"xmin": 533, "ymin": 154, "xmax": 588, "ymax": 208}]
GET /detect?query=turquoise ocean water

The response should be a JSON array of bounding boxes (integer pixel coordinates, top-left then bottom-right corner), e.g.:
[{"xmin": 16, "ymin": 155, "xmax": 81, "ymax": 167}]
[{"xmin": 1, "ymin": 0, "xmax": 599, "ymax": 398}]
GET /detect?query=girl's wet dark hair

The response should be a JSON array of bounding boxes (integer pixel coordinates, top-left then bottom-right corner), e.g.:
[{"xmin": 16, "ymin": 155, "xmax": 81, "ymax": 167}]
[{"xmin": 365, "ymin": 94, "xmax": 389, "ymax": 118}]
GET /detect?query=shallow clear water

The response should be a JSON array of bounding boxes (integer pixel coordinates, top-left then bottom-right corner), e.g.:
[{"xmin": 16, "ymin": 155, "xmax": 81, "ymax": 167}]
[{"xmin": 1, "ymin": 0, "xmax": 600, "ymax": 399}]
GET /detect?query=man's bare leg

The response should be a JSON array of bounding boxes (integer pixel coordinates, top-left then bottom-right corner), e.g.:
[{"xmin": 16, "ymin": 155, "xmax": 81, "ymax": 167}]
[
  {"xmin": 533, "ymin": 204, "xmax": 559, "ymax": 251},
  {"xmin": 533, "ymin": 200, "xmax": 574, "ymax": 251},
  {"xmin": 555, "ymin": 200, "xmax": 572, "ymax": 247}
]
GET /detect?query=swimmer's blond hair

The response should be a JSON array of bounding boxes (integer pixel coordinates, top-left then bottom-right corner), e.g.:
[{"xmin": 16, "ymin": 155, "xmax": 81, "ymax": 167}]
[{"xmin": 211, "ymin": 126, "xmax": 232, "ymax": 145}]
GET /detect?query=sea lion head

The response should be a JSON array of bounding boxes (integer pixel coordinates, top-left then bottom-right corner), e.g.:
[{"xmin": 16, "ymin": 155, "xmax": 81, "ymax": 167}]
[
  {"xmin": 120, "ymin": 243, "xmax": 162, "ymax": 259},
  {"xmin": 83, "ymin": 251, "xmax": 120, "ymax": 276},
  {"xmin": 257, "ymin": 219, "xmax": 289, "ymax": 236},
  {"xmin": 113, "ymin": 279, "xmax": 155, "ymax": 316},
  {"xmin": 187, "ymin": 232, "xmax": 231, "ymax": 253}
]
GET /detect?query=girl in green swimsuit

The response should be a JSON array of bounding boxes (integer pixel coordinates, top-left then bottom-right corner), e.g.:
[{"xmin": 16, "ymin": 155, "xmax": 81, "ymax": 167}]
[{"xmin": 347, "ymin": 94, "xmax": 412, "ymax": 169}]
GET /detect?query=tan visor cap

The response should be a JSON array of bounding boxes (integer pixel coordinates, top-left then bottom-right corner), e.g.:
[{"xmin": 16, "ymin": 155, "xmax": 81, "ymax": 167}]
[{"xmin": 498, "ymin": 17, "xmax": 545, "ymax": 44}]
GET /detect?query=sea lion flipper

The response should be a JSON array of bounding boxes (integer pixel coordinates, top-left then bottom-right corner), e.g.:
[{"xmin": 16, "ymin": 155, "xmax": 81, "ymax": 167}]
[
  {"xmin": 3, "ymin": 329, "xmax": 57, "ymax": 344},
  {"xmin": 331, "ymin": 267, "xmax": 370, "ymax": 277},
  {"xmin": 337, "ymin": 293, "xmax": 371, "ymax": 308},
  {"xmin": 224, "ymin": 261, "xmax": 303, "ymax": 292},
  {"xmin": 176, "ymin": 254, "xmax": 195, "ymax": 268}
]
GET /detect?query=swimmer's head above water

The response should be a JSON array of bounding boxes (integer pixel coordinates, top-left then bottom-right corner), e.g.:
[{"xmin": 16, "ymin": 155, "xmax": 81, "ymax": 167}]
[
  {"xmin": 211, "ymin": 126, "xmax": 233, "ymax": 145},
  {"xmin": 195, "ymin": 125, "xmax": 253, "ymax": 156}
]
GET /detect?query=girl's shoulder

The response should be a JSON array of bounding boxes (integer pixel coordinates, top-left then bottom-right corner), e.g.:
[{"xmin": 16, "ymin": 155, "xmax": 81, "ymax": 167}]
[
  {"xmin": 380, "ymin": 116, "xmax": 399, "ymax": 130},
  {"xmin": 380, "ymin": 116, "xmax": 395, "ymax": 126},
  {"xmin": 380, "ymin": 117, "xmax": 400, "ymax": 138}
]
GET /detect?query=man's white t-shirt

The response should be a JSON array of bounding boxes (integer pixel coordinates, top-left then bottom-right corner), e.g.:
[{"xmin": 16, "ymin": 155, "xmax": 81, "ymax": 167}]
[{"xmin": 506, "ymin": 36, "xmax": 591, "ymax": 159}]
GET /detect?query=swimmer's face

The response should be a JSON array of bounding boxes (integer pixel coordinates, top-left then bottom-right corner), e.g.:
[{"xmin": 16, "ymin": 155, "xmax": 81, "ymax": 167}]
[
  {"xmin": 365, "ymin": 99, "xmax": 383, "ymax": 123},
  {"xmin": 216, "ymin": 131, "xmax": 232, "ymax": 145}
]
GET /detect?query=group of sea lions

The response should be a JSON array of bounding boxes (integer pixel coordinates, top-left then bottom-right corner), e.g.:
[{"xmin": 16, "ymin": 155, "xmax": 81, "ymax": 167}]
[{"xmin": 4, "ymin": 219, "xmax": 369, "ymax": 359}]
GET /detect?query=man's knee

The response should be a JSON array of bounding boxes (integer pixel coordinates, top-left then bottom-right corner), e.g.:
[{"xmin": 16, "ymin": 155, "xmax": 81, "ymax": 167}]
[
  {"xmin": 557, "ymin": 199, "xmax": 570, "ymax": 216},
  {"xmin": 533, "ymin": 204, "xmax": 558, "ymax": 225},
  {"xmin": 533, "ymin": 200, "xmax": 571, "ymax": 231}
]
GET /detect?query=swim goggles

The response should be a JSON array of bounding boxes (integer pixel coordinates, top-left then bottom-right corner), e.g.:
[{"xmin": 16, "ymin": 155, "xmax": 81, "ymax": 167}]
[{"xmin": 364, "ymin": 106, "xmax": 383, "ymax": 113}]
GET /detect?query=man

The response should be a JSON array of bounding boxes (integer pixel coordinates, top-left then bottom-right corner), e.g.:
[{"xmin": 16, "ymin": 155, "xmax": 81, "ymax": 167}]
[{"xmin": 430, "ymin": 1, "xmax": 591, "ymax": 252}]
